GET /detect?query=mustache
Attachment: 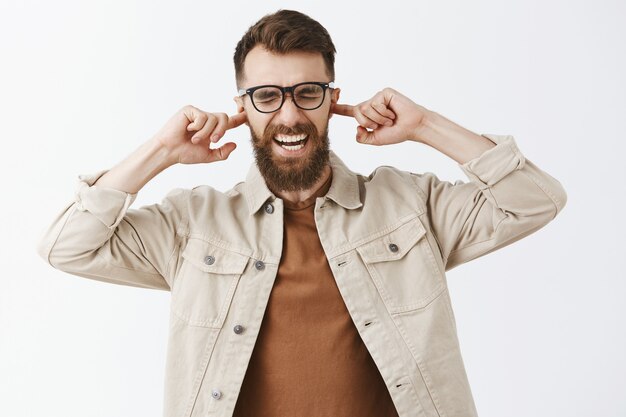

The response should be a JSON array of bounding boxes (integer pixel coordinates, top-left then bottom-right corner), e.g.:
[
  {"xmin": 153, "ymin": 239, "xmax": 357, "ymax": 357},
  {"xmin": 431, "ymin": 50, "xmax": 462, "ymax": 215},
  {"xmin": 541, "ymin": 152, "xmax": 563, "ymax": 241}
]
[{"xmin": 262, "ymin": 122, "xmax": 318, "ymax": 139}]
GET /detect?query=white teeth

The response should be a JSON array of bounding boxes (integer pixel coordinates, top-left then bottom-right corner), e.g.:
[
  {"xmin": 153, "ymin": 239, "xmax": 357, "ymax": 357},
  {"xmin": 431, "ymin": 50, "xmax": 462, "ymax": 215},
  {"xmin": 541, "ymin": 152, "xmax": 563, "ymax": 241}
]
[
  {"xmin": 281, "ymin": 143, "xmax": 304, "ymax": 151},
  {"xmin": 274, "ymin": 134, "xmax": 307, "ymax": 143}
]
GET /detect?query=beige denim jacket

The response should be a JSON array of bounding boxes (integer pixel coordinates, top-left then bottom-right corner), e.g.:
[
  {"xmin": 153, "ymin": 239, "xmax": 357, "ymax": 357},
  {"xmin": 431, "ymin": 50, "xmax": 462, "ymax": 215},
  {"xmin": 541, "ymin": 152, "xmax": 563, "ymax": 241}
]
[{"xmin": 37, "ymin": 133, "xmax": 567, "ymax": 417}]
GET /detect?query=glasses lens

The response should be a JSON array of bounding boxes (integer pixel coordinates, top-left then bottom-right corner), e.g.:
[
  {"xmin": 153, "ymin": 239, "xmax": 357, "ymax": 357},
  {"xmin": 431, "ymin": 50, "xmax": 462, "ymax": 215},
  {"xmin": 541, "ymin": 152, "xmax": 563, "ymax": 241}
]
[
  {"xmin": 252, "ymin": 87, "xmax": 283, "ymax": 112},
  {"xmin": 293, "ymin": 83, "xmax": 325, "ymax": 109}
]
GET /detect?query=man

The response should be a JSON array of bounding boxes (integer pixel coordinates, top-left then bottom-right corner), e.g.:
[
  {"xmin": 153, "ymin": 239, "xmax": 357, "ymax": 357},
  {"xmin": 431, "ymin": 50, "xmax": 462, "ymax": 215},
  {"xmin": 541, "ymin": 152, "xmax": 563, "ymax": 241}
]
[{"xmin": 37, "ymin": 9, "xmax": 567, "ymax": 417}]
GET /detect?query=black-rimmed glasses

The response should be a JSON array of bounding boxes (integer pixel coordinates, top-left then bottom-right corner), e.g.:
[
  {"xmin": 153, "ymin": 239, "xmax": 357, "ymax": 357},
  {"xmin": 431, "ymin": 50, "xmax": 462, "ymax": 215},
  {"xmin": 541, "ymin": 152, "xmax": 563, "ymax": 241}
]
[{"xmin": 237, "ymin": 81, "xmax": 335, "ymax": 113}]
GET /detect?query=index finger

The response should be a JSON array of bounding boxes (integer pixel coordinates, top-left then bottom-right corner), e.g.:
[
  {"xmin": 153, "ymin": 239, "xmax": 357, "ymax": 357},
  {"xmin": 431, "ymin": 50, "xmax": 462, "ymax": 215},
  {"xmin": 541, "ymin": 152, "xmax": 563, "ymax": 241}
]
[
  {"xmin": 331, "ymin": 103, "xmax": 355, "ymax": 117},
  {"xmin": 227, "ymin": 112, "xmax": 248, "ymax": 130}
]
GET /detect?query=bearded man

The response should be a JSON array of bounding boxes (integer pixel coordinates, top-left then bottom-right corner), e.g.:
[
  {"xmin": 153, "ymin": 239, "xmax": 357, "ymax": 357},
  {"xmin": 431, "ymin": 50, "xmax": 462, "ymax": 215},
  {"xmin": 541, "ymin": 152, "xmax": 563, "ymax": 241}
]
[{"xmin": 37, "ymin": 9, "xmax": 567, "ymax": 417}]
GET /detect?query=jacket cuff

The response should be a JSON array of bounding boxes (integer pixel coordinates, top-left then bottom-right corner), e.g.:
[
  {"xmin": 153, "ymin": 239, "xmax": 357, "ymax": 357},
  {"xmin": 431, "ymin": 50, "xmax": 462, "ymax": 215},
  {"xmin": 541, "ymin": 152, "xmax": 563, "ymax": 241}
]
[
  {"xmin": 74, "ymin": 169, "xmax": 138, "ymax": 229},
  {"xmin": 458, "ymin": 134, "xmax": 526, "ymax": 189}
]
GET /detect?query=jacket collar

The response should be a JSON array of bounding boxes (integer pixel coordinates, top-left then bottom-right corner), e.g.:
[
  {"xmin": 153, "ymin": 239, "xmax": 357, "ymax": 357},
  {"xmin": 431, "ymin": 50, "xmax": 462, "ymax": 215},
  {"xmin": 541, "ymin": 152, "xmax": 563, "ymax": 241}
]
[{"xmin": 244, "ymin": 150, "xmax": 363, "ymax": 216}]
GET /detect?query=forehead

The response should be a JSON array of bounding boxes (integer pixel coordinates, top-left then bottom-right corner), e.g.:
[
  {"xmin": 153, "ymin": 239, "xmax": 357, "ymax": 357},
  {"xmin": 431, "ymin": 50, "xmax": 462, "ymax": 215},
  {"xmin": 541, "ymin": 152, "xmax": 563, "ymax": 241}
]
[{"xmin": 242, "ymin": 45, "xmax": 330, "ymax": 87}]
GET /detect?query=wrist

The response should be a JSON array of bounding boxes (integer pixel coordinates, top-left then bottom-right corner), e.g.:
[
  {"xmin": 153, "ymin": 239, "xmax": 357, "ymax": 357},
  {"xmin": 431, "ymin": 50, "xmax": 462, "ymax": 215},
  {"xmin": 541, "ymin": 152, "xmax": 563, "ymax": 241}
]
[
  {"xmin": 148, "ymin": 136, "xmax": 178, "ymax": 169},
  {"xmin": 412, "ymin": 110, "xmax": 440, "ymax": 144},
  {"xmin": 93, "ymin": 138, "xmax": 174, "ymax": 194}
]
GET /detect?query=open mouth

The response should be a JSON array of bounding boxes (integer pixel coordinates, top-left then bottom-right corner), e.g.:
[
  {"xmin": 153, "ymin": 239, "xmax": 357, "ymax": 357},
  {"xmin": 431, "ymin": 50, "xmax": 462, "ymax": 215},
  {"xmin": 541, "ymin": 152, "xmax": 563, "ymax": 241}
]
[{"xmin": 273, "ymin": 134, "xmax": 308, "ymax": 151}]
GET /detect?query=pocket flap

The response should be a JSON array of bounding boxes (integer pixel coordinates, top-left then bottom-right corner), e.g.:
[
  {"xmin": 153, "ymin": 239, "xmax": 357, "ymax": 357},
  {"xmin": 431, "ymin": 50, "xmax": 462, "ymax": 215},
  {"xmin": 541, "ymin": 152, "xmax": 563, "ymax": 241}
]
[
  {"xmin": 182, "ymin": 238, "xmax": 249, "ymax": 274},
  {"xmin": 356, "ymin": 219, "xmax": 427, "ymax": 263}
]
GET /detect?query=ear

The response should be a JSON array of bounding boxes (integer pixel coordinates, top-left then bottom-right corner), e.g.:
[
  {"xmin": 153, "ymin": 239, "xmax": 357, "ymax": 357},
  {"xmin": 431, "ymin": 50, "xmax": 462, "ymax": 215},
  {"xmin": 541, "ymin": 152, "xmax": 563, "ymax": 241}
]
[
  {"xmin": 328, "ymin": 87, "xmax": 341, "ymax": 120},
  {"xmin": 233, "ymin": 96, "xmax": 249, "ymax": 126},
  {"xmin": 233, "ymin": 96, "xmax": 244, "ymax": 112}
]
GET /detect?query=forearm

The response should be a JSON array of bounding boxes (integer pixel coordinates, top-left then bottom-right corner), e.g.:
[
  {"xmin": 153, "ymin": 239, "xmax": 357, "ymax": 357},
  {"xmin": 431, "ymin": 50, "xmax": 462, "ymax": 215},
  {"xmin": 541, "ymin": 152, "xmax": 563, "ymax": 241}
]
[
  {"xmin": 415, "ymin": 111, "xmax": 497, "ymax": 164},
  {"xmin": 94, "ymin": 137, "xmax": 174, "ymax": 194}
]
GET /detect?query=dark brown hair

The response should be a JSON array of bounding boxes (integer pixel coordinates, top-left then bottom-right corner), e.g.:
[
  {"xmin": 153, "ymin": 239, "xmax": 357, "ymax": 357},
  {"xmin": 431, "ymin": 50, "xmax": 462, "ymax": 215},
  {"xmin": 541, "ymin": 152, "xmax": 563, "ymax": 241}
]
[{"xmin": 233, "ymin": 9, "xmax": 336, "ymax": 86}]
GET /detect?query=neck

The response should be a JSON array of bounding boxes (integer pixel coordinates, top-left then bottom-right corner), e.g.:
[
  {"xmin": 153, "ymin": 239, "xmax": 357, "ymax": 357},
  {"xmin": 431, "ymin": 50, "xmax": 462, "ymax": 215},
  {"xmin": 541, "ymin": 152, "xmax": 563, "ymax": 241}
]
[{"xmin": 272, "ymin": 164, "xmax": 332, "ymax": 205}]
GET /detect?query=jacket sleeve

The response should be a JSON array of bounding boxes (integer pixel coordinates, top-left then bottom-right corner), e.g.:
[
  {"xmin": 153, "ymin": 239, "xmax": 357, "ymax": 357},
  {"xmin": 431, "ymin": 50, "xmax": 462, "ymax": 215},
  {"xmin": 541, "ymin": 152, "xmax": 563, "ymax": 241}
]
[
  {"xmin": 36, "ymin": 169, "xmax": 189, "ymax": 291},
  {"xmin": 411, "ymin": 134, "xmax": 567, "ymax": 272}
]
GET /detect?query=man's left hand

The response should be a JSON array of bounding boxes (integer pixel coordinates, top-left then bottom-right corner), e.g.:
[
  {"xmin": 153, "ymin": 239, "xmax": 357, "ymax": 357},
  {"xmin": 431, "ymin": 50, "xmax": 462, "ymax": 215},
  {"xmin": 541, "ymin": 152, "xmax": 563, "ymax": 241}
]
[{"xmin": 331, "ymin": 87, "xmax": 431, "ymax": 146}]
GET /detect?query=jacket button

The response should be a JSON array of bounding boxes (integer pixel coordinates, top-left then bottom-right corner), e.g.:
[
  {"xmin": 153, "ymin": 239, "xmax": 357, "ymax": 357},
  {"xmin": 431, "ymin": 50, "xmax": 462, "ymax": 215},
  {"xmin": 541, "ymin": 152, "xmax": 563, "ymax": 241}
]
[
  {"xmin": 211, "ymin": 389, "xmax": 222, "ymax": 399},
  {"xmin": 204, "ymin": 255, "xmax": 215, "ymax": 265},
  {"xmin": 233, "ymin": 324, "xmax": 244, "ymax": 334},
  {"xmin": 255, "ymin": 260, "xmax": 265, "ymax": 270},
  {"xmin": 264, "ymin": 203, "xmax": 274, "ymax": 214},
  {"xmin": 388, "ymin": 243, "xmax": 399, "ymax": 253}
]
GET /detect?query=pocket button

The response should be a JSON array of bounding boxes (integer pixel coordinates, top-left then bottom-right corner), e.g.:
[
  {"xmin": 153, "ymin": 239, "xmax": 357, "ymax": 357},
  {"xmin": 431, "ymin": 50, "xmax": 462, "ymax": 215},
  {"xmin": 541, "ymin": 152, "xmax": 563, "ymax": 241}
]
[
  {"xmin": 204, "ymin": 255, "xmax": 215, "ymax": 265},
  {"xmin": 388, "ymin": 243, "xmax": 399, "ymax": 253},
  {"xmin": 255, "ymin": 260, "xmax": 265, "ymax": 271}
]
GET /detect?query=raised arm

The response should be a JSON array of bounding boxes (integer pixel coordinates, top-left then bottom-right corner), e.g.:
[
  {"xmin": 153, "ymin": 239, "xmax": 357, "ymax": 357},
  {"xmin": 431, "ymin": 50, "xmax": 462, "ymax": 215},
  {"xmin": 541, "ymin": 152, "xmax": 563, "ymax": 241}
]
[
  {"xmin": 332, "ymin": 88, "xmax": 567, "ymax": 271},
  {"xmin": 36, "ymin": 105, "xmax": 247, "ymax": 290}
]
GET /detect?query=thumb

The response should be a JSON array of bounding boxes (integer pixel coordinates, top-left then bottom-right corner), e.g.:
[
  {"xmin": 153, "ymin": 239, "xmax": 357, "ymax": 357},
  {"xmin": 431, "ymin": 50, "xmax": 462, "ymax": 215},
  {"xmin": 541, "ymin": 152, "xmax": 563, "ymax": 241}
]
[
  {"xmin": 210, "ymin": 142, "xmax": 237, "ymax": 163},
  {"xmin": 356, "ymin": 126, "xmax": 377, "ymax": 145}
]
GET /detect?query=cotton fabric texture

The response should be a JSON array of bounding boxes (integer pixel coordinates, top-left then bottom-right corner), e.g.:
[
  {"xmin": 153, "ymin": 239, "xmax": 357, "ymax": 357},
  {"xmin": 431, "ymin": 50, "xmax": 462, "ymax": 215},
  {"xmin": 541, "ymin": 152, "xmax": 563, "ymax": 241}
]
[
  {"xmin": 232, "ymin": 171, "xmax": 399, "ymax": 417},
  {"xmin": 37, "ymin": 134, "xmax": 567, "ymax": 417}
]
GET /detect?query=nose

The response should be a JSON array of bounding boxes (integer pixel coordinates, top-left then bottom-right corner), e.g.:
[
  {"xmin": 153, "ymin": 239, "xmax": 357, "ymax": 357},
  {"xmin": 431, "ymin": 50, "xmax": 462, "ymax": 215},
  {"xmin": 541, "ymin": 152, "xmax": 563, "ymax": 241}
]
[{"xmin": 273, "ymin": 92, "xmax": 304, "ymax": 127}]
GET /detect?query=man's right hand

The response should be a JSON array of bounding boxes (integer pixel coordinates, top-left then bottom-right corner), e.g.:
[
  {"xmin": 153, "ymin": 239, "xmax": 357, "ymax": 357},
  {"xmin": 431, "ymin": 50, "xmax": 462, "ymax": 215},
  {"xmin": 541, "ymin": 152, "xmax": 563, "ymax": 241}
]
[{"xmin": 153, "ymin": 105, "xmax": 248, "ymax": 165}]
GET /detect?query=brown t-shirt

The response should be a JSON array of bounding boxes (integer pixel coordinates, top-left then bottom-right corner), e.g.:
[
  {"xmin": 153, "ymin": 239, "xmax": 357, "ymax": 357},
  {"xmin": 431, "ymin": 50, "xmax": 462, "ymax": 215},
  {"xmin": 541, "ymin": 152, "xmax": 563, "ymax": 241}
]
[{"xmin": 233, "ymin": 172, "xmax": 399, "ymax": 417}]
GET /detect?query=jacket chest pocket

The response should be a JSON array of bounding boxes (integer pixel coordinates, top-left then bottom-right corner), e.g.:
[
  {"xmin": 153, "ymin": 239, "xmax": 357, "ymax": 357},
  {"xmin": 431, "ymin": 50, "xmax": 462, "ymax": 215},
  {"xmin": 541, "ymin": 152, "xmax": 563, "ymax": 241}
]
[
  {"xmin": 356, "ymin": 218, "xmax": 445, "ymax": 314},
  {"xmin": 172, "ymin": 237, "xmax": 249, "ymax": 328}
]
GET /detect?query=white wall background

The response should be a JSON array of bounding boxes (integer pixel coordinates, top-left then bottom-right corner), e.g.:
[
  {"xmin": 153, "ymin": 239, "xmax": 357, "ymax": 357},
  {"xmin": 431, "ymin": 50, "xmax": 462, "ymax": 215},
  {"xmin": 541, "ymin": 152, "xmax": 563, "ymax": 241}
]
[{"xmin": 1, "ymin": 0, "xmax": 624, "ymax": 416}]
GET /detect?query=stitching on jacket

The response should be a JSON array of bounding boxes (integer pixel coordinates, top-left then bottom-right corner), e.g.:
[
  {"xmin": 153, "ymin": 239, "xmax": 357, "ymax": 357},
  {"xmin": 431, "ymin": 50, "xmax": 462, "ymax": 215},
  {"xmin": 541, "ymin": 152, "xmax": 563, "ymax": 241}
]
[
  {"xmin": 166, "ymin": 188, "xmax": 192, "ymax": 287},
  {"xmin": 46, "ymin": 203, "xmax": 78, "ymax": 266},
  {"xmin": 518, "ymin": 168, "xmax": 561, "ymax": 218},
  {"xmin": 409, "ymin": 173, "xmax": 448, "ymax": 265},
  {"xmin": 444, "ymin": 185, "xmax": 485, "ymax": 261},
  {"xmin": 327, "ymin": 212, "xmax": 420, "ymax": 258},
  {"xmin": 389, "ymin": 292, "xmax": 447, "ymax": 416}
]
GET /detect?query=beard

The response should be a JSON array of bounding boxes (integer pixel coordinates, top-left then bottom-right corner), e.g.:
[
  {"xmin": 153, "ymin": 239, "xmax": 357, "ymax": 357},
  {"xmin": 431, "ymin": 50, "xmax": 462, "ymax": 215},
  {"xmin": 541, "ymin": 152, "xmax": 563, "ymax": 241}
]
[{"xmin": 250, "ymin": 120, "xmax": 330, "ymax": 193}]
